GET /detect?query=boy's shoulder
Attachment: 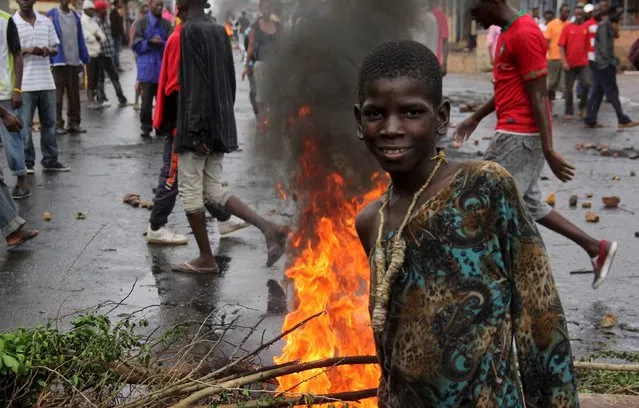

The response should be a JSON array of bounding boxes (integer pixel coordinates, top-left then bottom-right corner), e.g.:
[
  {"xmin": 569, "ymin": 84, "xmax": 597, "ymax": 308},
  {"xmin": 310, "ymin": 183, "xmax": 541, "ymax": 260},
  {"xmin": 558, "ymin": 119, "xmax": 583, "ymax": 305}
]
[
  {"xmin": 355, "ymin": 197, "xmax": 383, "ymax": 255},
  {"xmin": 462, "ymin": 160, "xmax": 516, "ymax": 189}
]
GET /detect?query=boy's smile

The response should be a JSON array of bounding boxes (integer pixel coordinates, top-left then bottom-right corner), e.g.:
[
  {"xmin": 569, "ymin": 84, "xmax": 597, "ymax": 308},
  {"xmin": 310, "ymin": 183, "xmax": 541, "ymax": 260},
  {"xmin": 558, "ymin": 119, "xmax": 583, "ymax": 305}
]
[{"xmin": 355, "ymin": 77, "xmax": 445, "ymax": 174}]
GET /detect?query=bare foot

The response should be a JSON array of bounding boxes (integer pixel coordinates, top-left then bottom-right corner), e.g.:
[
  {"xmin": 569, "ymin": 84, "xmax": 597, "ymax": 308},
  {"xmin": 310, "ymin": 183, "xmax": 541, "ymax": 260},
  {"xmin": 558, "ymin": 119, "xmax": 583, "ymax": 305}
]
[
  {"xmin": 172, "ymin": 256, "xmax": 219, "ymax": 274},
  {"xmin": 265, "ymin": 225, "xmax": 290, "ymax": 267}
]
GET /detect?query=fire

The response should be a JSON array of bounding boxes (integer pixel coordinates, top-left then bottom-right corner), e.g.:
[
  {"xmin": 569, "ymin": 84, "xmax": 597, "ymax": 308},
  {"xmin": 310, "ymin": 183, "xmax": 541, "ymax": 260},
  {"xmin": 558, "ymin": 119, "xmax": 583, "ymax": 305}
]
[
  {"xmin": 274, "ymin": 138, "xmax": 385, "ymax": 406},
  {"xmin": 276, "ymin": 183, "xmax": 288, "ymax": 201}
]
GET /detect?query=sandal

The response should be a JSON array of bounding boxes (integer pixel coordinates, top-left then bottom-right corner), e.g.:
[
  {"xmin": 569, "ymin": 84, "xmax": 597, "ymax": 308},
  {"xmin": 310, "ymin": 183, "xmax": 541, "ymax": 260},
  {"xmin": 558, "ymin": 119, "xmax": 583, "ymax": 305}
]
[
  {"xmin": 172, "ymin": 262, "xmax": 219, "ymax": 274},
  {"xmin": 7, "ymin": 229, "xmax": 39, "ymax": 250}
]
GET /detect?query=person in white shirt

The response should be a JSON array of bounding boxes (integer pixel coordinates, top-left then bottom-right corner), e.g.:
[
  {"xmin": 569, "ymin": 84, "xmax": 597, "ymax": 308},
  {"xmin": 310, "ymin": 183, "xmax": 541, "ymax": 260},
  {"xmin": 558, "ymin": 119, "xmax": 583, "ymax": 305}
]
[
  {"xmin": 81, "ymin": 0, "xmax": 105, "ymax": 109},
  {"xmin": 14, "ymin": 0, "xmax": 70, "ymax": 173}
]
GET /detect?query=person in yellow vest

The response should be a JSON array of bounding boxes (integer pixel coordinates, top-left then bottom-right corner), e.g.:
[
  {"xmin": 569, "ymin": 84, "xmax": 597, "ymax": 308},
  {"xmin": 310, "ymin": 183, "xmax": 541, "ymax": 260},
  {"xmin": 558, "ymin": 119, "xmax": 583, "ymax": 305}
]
[
  {"xmin": 0, "ymin": 9, "xmax": 39, "ymax": 248},
  {"xmin": 0, "ymin": 10, "xmax": 29, "ymax": 199}
]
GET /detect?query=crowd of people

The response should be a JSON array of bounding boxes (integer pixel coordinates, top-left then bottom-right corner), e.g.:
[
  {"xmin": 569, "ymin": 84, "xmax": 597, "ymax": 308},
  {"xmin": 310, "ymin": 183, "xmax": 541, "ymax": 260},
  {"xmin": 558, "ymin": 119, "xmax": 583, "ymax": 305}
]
[{"xmin": 487, "ymin": 1, "xmax": 639, "ymax": 128}]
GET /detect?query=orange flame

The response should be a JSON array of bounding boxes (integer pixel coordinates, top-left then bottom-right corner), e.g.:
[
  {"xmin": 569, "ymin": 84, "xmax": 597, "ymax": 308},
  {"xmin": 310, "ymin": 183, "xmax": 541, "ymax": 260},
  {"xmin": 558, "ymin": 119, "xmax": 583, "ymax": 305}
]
[
  {"xmin": 274, "ymin": 139, "xmax": 385, "ymax": 406},
  {"xmin": 276, "ymin": 183, "xmax": 288, "ymax": 201},
  {"xmin": 298, "ymin": 106, "xmax": 311, "ymax": 118}
]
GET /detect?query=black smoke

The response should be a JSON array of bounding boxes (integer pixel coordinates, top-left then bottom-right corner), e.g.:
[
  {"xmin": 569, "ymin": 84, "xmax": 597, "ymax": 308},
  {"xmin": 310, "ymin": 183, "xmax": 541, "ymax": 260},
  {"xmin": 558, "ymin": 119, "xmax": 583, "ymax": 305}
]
[{"xmin": 254, "ymin": 0, "xmax": 423, "ymax": 194}]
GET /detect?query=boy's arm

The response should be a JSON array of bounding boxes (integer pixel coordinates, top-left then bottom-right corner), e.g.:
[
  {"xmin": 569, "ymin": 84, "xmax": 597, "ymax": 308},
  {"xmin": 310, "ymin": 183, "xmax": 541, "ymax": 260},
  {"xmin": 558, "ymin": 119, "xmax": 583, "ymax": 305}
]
[
  {"xmin": 355, "ymin": 200, "xmax": 381, "ymax": 259},
  {"xmin": 496, "ymin": 173, "xmax": 579, "ymax": 407},
  {"xmin": 558, "ymin": 26, "xmax": 569, "ymax": 70},
  {"xmin": 515, "ymin": 27, "xmax": 575, "ymax": 182},
  {"xmin": 452, "ymin": 97, "xmax": 495, "ymax": 146}
]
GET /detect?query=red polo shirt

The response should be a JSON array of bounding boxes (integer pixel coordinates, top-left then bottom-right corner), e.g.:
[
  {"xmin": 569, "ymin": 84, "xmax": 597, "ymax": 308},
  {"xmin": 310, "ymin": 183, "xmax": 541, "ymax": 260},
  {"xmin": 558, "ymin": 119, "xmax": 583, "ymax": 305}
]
[
  {"xmin": 493, "ymin": 13, "xmax": 549, "ymax": 134},
  {"xmin": 558, "ymin": 22, "xmax": 589, "ymax": 68}
]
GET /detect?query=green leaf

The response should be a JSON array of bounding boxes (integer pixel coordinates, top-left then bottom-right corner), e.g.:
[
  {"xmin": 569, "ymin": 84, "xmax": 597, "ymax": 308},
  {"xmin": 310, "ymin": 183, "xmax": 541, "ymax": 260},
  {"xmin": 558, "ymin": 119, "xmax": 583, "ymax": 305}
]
[
  {"xmin": 72, "ymin": 374, "xmax": 79, "ymax": 386},
  {"xmin": 2, "ymin": 354, "xmax": 19, "ymax": 373}
]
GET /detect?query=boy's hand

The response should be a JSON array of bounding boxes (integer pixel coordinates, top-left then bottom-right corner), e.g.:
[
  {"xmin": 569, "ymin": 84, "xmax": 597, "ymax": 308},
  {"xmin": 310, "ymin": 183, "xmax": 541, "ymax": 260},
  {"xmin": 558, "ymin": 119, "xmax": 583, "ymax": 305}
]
[
  {"xmin": 1, "ymin": 110, "xmax": 22, "ymax": 132},
  {"xmin": 451, "ymin": 117, "xmax": 479, "ymax": 148},
  {"xmin": 12, "ymin": 92, "xmax": 22, "ymax": 110},
  {"xmin": 241, "ymin": 68, "xmax": 248, "ymax": 81},
  {"xmin": 545, "ymin": 150, "xmax": 575, "ymax": 182},
  {"xmin": 31, "ymin": 46, "xmax": 46, "ymax": 56}
]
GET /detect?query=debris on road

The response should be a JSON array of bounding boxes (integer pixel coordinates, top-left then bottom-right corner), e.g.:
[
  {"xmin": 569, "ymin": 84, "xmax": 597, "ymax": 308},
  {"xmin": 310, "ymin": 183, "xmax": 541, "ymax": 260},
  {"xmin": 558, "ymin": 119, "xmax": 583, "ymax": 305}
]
[
  {"xmin": 569, "ymin": 195, "xmax": 579, "ymax": 207},
  {"xmin": 43, "ymin": 211, "xmax": 52, "ymax": 221},
  {"xmin": 582, "ymin": 201, "xmax": 592, "ymax": 208},
  {"xmin": 586, "ymin": 211, "xmax": 600, "ymax": 223},
  {"xmin": 546, "ymin": 193, "xmax": 556, "ymax": 206},
  {"xmin": 75, "ymin": 212, "xmax": 87, "ymax": 220},
  {"xmin": 586, "ymin": 193, "xmax": 593, "ymax": 198},
  {"xmin": 473, "ymin": 140, "xmax": 479, "ymax": 145},
  {"xmin": 601, "ymin": 314, "xmax": 618, "ymax": 329},
  {"xmin": 635, "ymin": 231, "xmax": 639, "ymax": 238},
  {"xmin": 602, "ymin": 196, "xmax": 621, "ymax": 208},
  {"xmin": 123, "ymin": 193, "xmax": 141, "ymax": 207},
  {"xmin": 612, "ymin": 176, "xmax": 621, "ymax": 181},
  {"xmin": 631, "ymin": 170, "xmax": 636, "ymax": 177},
  {"xmin": 140, "ymin": 201, "xmax": 154, "ymax": 210}
]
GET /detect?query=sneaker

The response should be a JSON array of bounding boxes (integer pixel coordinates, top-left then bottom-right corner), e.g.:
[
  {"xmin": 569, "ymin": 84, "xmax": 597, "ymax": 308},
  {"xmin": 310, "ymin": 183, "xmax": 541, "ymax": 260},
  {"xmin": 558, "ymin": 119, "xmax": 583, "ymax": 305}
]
[
  {"xmin": 118, "ymin": 98, "xmax": 128, "ymax": 108},
  {"xmin": 55, "ymin": 127, "xmax": 68, "ymax": 136},
  {"xmin": 618, "ymin": 121, "xmax": 639, "ymax": 129},
  {"xmin": 88, "ymin": 101, "xmax": 102, "ymax": 110},
  {"xmin": 42, "ymin": 162, "xmax": 71, "ymax": 172},
  {"xmin": 101, "ymin": 100, "xmax": 112, "ymax": 108},
  {"xmin": 11, "ymin": 185, "xmax": 30, "ymax": 200},
  {"xmin": 26, "ymin": 166, "xmax": 34, "ymax": 175},
  {"xmin": 591, "ymin": 240, "xmax": 618, "ymax": 289},
  {"xmin": 67, "ymin": 126, "xmax": 87, "ymax": 134},
  {"xmin": 146, "ymin": 226, "xmax": 188, "ymax": 245},
  {"xmin": 218, "ymin": 216, "xmax": 250, "ymax": 236},
  {"xmin": 585, "ymin": 123, "xmax": 605, "ymax": 129},
  {"xmin": 133, "ymin": 102, "xmax": 140, "ymax": 111}
]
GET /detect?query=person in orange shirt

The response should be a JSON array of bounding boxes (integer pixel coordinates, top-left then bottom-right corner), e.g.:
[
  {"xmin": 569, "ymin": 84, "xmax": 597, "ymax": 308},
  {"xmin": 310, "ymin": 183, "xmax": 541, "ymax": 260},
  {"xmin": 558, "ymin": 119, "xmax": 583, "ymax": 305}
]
[{"xmin": 544, "ymin": 4, "xmax": 570, "ymax": 100}]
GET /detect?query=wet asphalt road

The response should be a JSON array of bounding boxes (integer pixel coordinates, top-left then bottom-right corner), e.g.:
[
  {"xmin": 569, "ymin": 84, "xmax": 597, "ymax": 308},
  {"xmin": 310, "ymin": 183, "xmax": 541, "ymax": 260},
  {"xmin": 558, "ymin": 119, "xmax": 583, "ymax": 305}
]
[{"xmin": 0, "ymin": 50, "xmax": 638, "ymax": 358}]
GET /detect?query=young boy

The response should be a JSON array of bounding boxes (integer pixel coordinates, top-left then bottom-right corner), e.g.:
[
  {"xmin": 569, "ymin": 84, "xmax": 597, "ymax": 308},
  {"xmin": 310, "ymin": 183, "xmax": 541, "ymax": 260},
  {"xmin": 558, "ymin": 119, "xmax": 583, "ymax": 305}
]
[
  {"xmin": 355, "ymin": 40, "xmax": 578, "ymax": 407},
  {"xmin": 454, "ymin": 0, "xmax": 616, "ymax": 289},
  {"xmin": 172, "ymin": 0, "xmax": 288, "ymax": 273}
]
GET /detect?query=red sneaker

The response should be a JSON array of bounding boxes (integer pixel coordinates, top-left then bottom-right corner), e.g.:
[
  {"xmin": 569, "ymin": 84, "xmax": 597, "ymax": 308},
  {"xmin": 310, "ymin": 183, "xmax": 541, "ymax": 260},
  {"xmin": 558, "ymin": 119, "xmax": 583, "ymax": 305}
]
[{"xmin": 591, "ymin": 240, "xmax": 617, "ymax": 289}]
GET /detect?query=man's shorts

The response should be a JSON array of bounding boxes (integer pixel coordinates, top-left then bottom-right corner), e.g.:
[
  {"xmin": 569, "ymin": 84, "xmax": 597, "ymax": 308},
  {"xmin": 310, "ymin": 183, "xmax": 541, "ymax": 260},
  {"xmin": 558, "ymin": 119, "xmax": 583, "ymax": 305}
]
[{"xmin": 483, "ymin": 131, "xmax": 552, "ymax": 221}]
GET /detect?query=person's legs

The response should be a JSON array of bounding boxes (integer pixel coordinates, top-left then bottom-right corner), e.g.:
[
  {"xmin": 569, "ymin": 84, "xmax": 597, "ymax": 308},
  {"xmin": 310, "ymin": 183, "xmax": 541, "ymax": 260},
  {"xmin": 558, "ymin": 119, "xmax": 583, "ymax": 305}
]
[
  {"xmin": 52, "ymin": 66, "xmax": 67, "ymax": 131},
  {"xmin": 67, "ymin": 65, "xmax": 82, "ymax": 130},
  {"xmin": 139, "ymin": 82, "xmax": 156, "ymax": 135},
  {"xmin": 0, "ymin": 176, "xmax": 25, "ymax": 239},
  {"xmin": 38, "ymin": 90, "xmax": 63, "ymax": 168},
  {"xmin": 547, "ymin": 60, "xmax": 561, "ymax": 100},
  {"xmin": 149, "ymin": 137, "xmax": 180, "ymax": 229},
  {"xmin": 598, "ymin": 65, "xmax": 631, "ymax": 125},
  {"xmin": 0, "ymin": 101, "xmax": 28, "ymax": 195},
  {"xmin": 248, "ymin": 69, "xmax": 258, "ymax": 116},
  {"xmin": 113, "ymin": 36, "xmax": 121, "ymax": 69},
  {"xmin": 96, "ymin": 55, "xmax": 107, "ymax": 102},
  {"xmin": 19, "ymin": 92, "xmax": 38, "ymax": 169},
  {"xmin": 577, "ymin": 66, "xmax": 590, "ymax": 114},
  {"xmin": 585, "ymin": 66, "xmax": 605, "ymax": 126},
  {"xmin": 485, "ymin": 132, "xmax": 600, "ymax": 258},
  {"xmin": 103, "ymin": 57, "xmax": 127, "ymax": 104},
  {"xmin": 201, "ymin": 153, "xmax": 287, "ymax": 266},
  {"xmin": 177, "ymin": 151, "xmax": 217, "ymax": 272},
  {"xmin": 564, "ymin": 68, "xmax": 577, "ymax": 116}
]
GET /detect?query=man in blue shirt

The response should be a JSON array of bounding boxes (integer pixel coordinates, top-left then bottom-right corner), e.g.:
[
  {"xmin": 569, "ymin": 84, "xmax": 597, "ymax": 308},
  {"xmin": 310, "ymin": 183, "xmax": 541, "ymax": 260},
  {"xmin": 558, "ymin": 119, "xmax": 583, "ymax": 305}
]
[
  {"xmin": 132, "ymin": 0, "xmax": 171, "ymax": 138},
  {"xmin": 47, "ymin": 0, "xmax": 89, "ymax": 135}
]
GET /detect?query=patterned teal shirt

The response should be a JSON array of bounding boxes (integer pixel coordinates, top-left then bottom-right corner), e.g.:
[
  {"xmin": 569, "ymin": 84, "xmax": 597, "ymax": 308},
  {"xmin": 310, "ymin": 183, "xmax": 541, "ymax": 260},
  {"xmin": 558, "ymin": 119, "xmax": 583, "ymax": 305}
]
[{"xmin": 370, "ymin": 161, "xmax": 579, "ymax": 408}]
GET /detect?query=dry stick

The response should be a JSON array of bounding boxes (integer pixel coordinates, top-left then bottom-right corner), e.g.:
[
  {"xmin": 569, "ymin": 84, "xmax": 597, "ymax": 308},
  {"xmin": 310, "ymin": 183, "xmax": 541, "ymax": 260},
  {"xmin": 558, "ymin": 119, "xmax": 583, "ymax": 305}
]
[
  {"xmin": 169, "ymin": 356, "xmax": 378, "ymax": 408},
  {"xmin": 214, "ymin": 388, "xmax": 378, "ymax": 408},
  {"xmin": 200, "ymin": 310, "xmax": 326, "ymax": 382},
  {"xmin": 122, "ymin": 311, "xmax": 325, "ymax": 408},
  {"xmin": 574, "ymin": 361, "xmax": 639, "ymax": 372}
]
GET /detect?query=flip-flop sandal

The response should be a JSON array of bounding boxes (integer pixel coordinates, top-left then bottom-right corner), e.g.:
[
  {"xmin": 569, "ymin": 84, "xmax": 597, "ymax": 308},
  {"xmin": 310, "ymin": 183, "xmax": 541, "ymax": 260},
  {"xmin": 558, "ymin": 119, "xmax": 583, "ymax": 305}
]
[
  {"xmin": 266, "ymin": 227, "xmax": 290, "ymax": 267},
  {"xmin": 172, "ymin": 262, "xmax": 219, "ymax": 274},
  {"xmin": 7, "ymin": 229, "xmax": 39, "ymax": 251}
]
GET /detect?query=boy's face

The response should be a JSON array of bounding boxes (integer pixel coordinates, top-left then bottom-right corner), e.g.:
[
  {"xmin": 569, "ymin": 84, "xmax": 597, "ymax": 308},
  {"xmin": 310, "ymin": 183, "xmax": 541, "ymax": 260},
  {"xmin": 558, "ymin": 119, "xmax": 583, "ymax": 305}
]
[{"xmin": 355, "ymin": 77, "xmax": 449, "ymax": 174}]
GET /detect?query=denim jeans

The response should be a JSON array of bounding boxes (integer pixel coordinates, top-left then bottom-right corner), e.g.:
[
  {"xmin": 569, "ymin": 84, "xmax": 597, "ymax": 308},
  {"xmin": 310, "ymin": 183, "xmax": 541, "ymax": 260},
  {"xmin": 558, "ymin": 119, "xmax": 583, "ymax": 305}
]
[
  {"xmin": 19, "ymin": 90, "xmax": 59, "ymax": 167},
  {"xmin": 585, "ymin": 64, "xmax": 631, "ymax": 126},
  {"xmin": 0, "ymin": 168, "xmax": 25, "ymax": 238},
  {"xmin": 0, "ymin": 100, "xmax": 26, "ymax": 177},
  {"xmin": 113, "ymin": 36, "xmax": 122, "ymax": 68}
]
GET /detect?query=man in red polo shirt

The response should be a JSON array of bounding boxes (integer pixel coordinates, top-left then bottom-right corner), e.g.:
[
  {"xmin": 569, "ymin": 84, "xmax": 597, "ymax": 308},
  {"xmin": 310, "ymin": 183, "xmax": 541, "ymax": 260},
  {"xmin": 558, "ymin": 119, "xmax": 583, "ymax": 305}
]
[
  {"xmin": 453, "ymin": 0, "xmax": 617, "ymax": 289},
  {"xmin": 559, "ymin": 4, "xmax": 589, "ymax": 118},
  {"xmin": 431, "ymin": 0, "xmax": 449, "ymax": 75}
]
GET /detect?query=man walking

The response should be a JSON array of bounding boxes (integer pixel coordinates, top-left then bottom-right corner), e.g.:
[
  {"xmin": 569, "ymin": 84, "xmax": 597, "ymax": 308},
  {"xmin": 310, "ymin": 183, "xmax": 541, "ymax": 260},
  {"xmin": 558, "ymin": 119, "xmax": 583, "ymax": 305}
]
[
  {"xmin": 0, "ymin": 9, "xmax": 29, "ymax": 199},
  {"xmin": 14, "ymin": 0, "xmax": 70, "ymax": 173},
  {"xmin": 172, "ymin": 0, "xmax": 288, "ymax": 273},
  {"xmin": 585, "ymin": 2, "xmax": 638, "ymax": 129},
  {"xmin": 132, "ymin": 0, "xmax": 171, "ymax": 138},
  {"xmin": 559, "ymin": 4, "xmax": 589, "ymax": 118},
  {"xmin": 47, "ymin": 0, "xmax": 89, "ymax": 135},
  {"xmin": 455, "ymin": 0, "xmax": 618, "ymax": 289},
  {"xmin": 94, "ymin": 0, "xmax": 127, "ymax": 107},
  {"xmin": 544, "ymin": 5, "xmax": 569, "ymax": 100},
  {"xmin": 81, "ymin": 0, "xmax": 105, "ymax": 110}
]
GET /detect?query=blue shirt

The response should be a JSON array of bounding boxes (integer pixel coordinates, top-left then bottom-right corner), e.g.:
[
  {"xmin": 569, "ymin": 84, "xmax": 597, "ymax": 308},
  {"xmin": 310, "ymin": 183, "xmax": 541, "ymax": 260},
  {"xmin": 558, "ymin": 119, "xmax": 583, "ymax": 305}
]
[{"xmin": 132, "ymin": 12, "xmax": 171, "ymax": 83}]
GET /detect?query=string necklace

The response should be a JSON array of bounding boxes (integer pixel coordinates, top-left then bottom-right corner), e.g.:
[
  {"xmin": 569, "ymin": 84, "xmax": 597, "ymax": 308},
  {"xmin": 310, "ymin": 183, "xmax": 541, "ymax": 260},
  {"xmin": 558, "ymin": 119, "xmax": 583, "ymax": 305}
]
[{"xmin": 370, "ymin": 150, "xmax": 447, "ymax": 333}]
